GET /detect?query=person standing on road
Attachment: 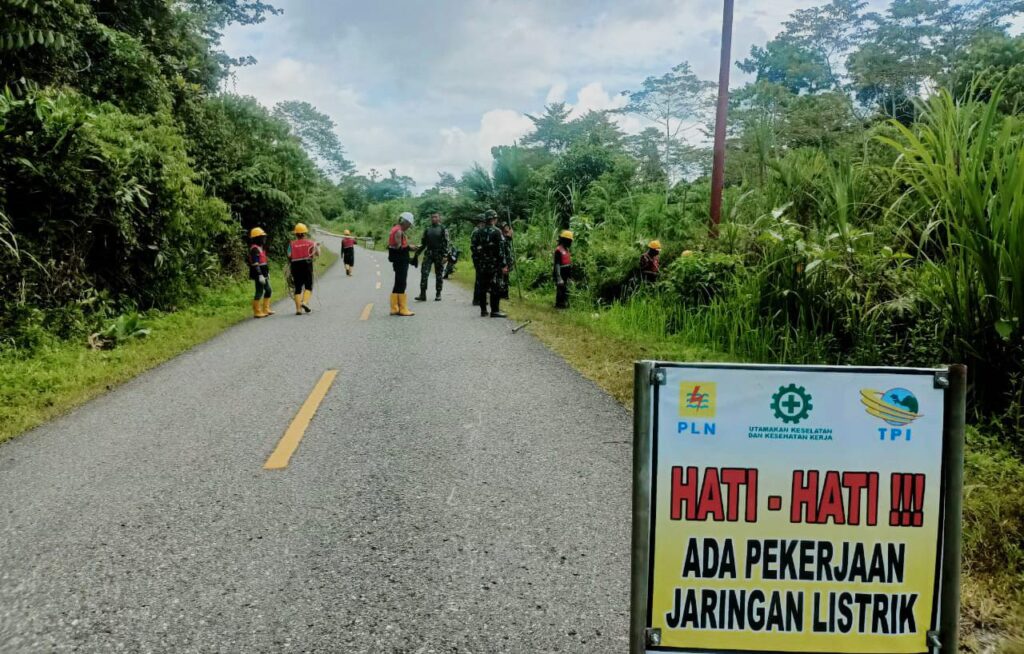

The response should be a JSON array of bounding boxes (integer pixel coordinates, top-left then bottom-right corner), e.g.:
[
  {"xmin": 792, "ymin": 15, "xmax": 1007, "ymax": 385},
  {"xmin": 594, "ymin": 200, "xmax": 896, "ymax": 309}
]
[
  {"xmin": 249, "ymin": 227, "xmax": 273, "ymax": 319},
  {"xmin": 470, "ymin": 214, "xmax": 486, "ymax": 306},
  {"xmin": 553, "ymin": 230, "xmax": 574, "ymax": 310},
  {"xmin": 477, "ymin": 210, "xmax": 509, "ymax": 318},
  {"xmin": 341, "ymin": 229, "xmax": 356, "ymax": 276},
  {"xmin": 640, "ymin": 240, "xmax": 661, "ymax": 284},
  {"xmin": 288, "ymin": 223, "xmax": 320, "ymax": 315},
  {"xmin": 500, "ymin": 222, "xmax": 515, "ymax": 300},
  {"xmin": 415, "ymin": 212, "xmax": 450, "ymax": 302},
  {"xmin": 388, "ymin": 212, "xmax": 417, "ymax": 316}
]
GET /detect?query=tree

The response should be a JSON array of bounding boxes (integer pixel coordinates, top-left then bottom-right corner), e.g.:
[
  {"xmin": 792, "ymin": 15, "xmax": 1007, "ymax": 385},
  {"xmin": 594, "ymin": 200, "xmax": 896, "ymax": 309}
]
[
  {"xmin": 627, "ymin": 128, "xmax": 668, "ymax": 185},
  {"xmin": 549, "ymin": 144, "xmax": 619, "ymax": 225},
  {"xmin": 947, "ymin": 33, "xmax": 1024, "ymax": 114},
  {"xmin": 522, "ymin": 102, "xmax": 573, "ymax": 153},
  {"xmin": 273, "ymin": 101, "xmax": 355, "ymax": 180},
  {"xmin": 781, "ymin": 0, "xmax": 868, "ymax": 87},
  {"xmin": 738, "ymin": 38, "xmax": 835, "ymax": 94},
  {"xmin": 433, "ymin": 172, "xmax": 459, "ymax": 193},
  {"xmin": 618, "ymin": 62, "xmax": 714, "ymax": 193},
  {"xmin": 364, "ymin": 169, "xmax": 414, "ymax": 202},
  {"xmin": 564, "ymin": 110, "xmax": 626, "ymax": 150}
]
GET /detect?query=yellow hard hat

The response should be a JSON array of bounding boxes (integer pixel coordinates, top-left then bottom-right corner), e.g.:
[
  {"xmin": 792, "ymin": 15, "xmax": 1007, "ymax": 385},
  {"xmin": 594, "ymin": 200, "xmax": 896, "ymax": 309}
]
[
  {"xmin": 560, "ymin": 230, "xmax": 574, "ymax": 240},
  {"xmin": 343, "ymin": 229, "xmax": 351, "ymax": 235},
  {"xmin": 249, "ymin": 227, "xmax": 266, "ymax": 238},
  {"xmin": 293, "ymin": 223, "xmax": 309, "ymax": 235},
  {"xmin": 682, "ymin": 250, "xmax": 694, "ymax": 257},
  {"xmin": 649, "ymin": 240, "xmax": 662, "ymax": 250}
]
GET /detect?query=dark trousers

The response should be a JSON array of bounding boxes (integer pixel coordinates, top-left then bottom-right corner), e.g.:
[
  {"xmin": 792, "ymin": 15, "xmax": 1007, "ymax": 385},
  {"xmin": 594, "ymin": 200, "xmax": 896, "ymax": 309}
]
[
  {"xmin": 472, "ymin": 262, "xmax": 483, "ymax": 305},
  {"xmin": 420, "ymin": 250, "xmax": 444, "ymax": 294},
  {"xmin": 253, "ymin": 277, "xmax": 272, "ymax": 300},
  {"xmin": 392, "ymin": 258, "xmax": 409, "ymax": 294},
  {"xmin": 291, "ymin": 261, "xmax": 313, "ymax": 294},
  {"xmin": 479, "ymin": 267, "xmax": 500, "ymax": 313},
  {"xmin": 555, "ymin": 283, "xmax": 569, "ymax": 308}
]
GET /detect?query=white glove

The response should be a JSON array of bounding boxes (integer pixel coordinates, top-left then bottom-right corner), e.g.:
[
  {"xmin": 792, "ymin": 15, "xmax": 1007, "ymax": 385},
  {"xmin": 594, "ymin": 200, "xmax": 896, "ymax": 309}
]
[{"xmin": 258, "ymin": 275, "xmax": 267, "ymax": 285}]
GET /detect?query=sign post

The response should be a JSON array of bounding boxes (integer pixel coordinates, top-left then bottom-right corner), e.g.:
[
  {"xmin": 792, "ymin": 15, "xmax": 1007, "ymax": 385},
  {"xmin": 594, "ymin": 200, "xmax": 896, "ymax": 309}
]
[{"xmin": 631, "ymin": 363, "xmax": 966, "ymax": 654}]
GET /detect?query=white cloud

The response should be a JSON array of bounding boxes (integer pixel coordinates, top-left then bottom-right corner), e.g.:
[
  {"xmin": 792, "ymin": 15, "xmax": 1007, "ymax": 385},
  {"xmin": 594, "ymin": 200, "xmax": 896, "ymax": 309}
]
[
  {"xmin": 569, "ymin": 82, "xmax": 628, "ymax": 116},
  {"xmin": 545, "ymin": 82, "xmax": 568, "ymax": 104},
  {"xmin": 221, "ymin": 0, "xmax": 826, "ymax": 190}
]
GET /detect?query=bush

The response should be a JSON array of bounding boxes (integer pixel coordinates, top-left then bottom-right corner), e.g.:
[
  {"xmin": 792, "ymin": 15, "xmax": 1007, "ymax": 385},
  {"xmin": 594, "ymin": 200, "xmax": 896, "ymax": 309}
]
[
  {"xmin": 0, "ymin": 88, "xmax": 234, "ymax": 347},
  {"xmin": 962, "ymin": 427, "xmax": 1024, "ymax": 583},
  {"xmin": 659, "ymin": 252, "xmax": 743, "ymax": 305}
]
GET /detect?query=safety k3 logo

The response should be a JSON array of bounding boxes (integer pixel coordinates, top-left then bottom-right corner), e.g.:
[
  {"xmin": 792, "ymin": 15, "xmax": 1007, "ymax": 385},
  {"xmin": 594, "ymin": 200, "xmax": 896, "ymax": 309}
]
[{"xmin": 679, "ymin": 382, "xmax": 716, "ymax": 418}]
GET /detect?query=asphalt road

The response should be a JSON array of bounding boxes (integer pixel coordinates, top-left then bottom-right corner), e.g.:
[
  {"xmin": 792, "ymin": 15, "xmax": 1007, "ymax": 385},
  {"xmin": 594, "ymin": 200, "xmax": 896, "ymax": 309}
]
[{"xmin": 0, "ymin": 235, "xmax": 633, "ymax": 653}]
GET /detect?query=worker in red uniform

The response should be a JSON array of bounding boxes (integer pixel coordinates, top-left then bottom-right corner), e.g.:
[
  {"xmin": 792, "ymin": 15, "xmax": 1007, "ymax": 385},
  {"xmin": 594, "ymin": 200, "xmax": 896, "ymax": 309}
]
[
  {"xmin": 341, "ymin": 229, "xmax": 356, "ymax": 276},
  {"xmin": 640, "ymin": 240, "xmax": 662, "ymax": 283},
  {"xmin": 288, "ymin": 223, "xmax": 320, "ymax": 315},
  {"xmin": 388, "ymin": 212, "xmax": 417, "ymax": 316},
  {"xmin": 553, "ymin": 230, "xmax": 573, "ymax": 309},
  {"xmin": 248, "ymin": 226, "xmax": 272, "ymax": 319}
]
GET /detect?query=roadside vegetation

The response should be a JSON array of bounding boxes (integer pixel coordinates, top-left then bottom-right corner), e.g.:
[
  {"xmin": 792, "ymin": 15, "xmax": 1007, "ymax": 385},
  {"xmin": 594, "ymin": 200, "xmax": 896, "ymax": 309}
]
[{"xmin": 0, "ymin": 2, "xmax": 347, "ymax": 435}]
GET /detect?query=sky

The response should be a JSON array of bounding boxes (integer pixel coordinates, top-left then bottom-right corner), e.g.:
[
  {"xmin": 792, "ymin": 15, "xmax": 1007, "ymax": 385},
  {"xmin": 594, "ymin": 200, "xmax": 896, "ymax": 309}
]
[{"xmin": 219, "ymin": 0, "xmax": 871, "ymax": 190}]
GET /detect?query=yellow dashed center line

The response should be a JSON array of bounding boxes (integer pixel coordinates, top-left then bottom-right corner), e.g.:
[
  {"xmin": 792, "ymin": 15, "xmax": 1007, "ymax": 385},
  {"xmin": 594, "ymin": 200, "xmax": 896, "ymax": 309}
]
[
  {"xmin": 263, "ymin": 370, "xmax": 338, "ymax": 470},
  {"xmin": 360, "ymin": 303, "xmax": 373, "ymax": 320}
]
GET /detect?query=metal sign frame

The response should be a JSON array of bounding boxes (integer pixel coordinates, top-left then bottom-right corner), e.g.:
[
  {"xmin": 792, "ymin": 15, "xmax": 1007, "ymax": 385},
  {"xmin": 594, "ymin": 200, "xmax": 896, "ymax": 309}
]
[{"xmin": 630, "ymin": 362, "xmax": 966, "ymax": 654}]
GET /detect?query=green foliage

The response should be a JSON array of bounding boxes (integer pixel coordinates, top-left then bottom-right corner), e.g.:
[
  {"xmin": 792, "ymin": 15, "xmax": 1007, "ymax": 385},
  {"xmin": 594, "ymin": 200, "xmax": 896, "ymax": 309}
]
[
  {"xmin": 947, "ymin": 33, "xmax": 1024, "ymax": 114},
  {"xmin": 738, "ymin": 37, "xmax": 835, "ymax": 94},
  {"xmin": 881, "ymin": 89, "xmax": 1024, "ymax": 417},
  {"xmin": 273, "ymin": 100, "xmax": 355, "ymax": 179},
  {"xmin": 962, "ymin": 427, "xmax": 1024, "ymax": 581},
  {"xmin": 0, "ymin": 0, "xmax": 357, "ymax": 355},
  {"xmin": 659, "ymin": 253, "xmax": 742, "ymax": 305},
  {"xmin": 90, "ymin": 313, "xmax": 151, "ymax": 350},
  {"xmin": 0, "ymin": 89, "xmax": 235, "ymax": 322}
]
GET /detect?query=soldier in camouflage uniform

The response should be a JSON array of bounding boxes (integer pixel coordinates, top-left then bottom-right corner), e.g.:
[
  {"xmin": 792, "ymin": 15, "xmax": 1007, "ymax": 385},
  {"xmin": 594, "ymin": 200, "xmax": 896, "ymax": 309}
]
[
  {"xmin": 499, "ymin": 222, "xmax": 514, "ymax": 299},
  {"xmin": 476, "ymin": 209, "xmax": 509, "ymax": 318},
  {"xmin": 415, "ymin": 212, "xmax": 450, "ymax": 302},
  {"xmin": 470, "ymin": 214, "xmax": 486, "ymax": 306}
]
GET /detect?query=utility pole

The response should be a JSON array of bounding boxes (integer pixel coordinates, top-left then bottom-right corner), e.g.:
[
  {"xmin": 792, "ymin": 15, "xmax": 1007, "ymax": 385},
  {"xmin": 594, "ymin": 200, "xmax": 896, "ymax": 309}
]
[{"xmin": 709, "ymin": 0, "xmax": 735, "ymax": 236}]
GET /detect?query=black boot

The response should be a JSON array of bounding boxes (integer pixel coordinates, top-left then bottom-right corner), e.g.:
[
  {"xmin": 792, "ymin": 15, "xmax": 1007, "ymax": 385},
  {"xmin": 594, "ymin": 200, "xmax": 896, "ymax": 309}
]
[
  {"xmin": 435, "ymin": 291, "xmax": 442, "ymax": 301},
  {"xmin": 415, "ymin": 287, "xmax": 427, "ymax": 302},
  {"xmin": 480, "ymin": 300, "xmax": 489, "ymax": 316},
  {"xmin": 490, "ymin": 297, "xmax": 506, "ymax": 318}
]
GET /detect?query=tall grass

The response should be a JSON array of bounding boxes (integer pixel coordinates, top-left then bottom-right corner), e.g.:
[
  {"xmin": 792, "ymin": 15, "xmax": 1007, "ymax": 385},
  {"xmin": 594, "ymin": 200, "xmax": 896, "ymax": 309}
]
[{"xmin": 882, "ymin": 89, "xmax": 1024, "ymax": 417}]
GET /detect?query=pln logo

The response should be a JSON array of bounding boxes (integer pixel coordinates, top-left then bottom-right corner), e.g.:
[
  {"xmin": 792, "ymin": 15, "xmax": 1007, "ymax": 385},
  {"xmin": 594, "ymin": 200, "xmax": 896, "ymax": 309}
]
[
  {"xmin": 860, "ymin": 387, "xmax": 922, "ymax": 442},
  {"xmin": 678, "ymin": 382, "xmax": 716, "ymax": 436}
]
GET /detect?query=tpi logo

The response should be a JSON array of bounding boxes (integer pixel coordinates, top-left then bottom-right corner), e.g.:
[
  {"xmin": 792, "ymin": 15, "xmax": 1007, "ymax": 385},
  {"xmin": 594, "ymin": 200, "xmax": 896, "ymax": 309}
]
[
  {"xmin": 678, "ymin": 382, "xmax": 716, "ymax": 436},
  {"xmin": 860, "ymin": 388, "xmax": 922, "ymax": 442}
]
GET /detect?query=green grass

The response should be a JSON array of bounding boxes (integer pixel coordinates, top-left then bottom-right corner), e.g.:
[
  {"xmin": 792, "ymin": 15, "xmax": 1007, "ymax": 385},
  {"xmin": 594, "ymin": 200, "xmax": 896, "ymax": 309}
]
[{"xmin": 0, "ymin": 249, "xmax": 337, "ymax": 444}]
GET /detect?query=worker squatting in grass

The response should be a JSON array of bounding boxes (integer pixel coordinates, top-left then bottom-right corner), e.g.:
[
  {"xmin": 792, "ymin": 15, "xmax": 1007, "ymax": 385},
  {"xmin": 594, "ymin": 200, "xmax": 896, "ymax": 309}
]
[{"xmin": 246, "ymin": 210, "xmax": 669, "ymax": 319}]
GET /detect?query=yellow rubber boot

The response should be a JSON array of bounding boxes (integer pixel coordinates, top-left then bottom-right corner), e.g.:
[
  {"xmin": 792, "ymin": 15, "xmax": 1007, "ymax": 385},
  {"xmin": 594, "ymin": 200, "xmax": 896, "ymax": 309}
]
[
  {"xmin": 262, "ymin": 298, "xmax": 275, "ymax": 315},
  {"xmin": 293, "ymin": 294, "xmax": 303, "ymax": 315},
  {"xmin": 345, "ymin": 265, "xmax": 352, "ymax": 276},
  {"xmin": 252, "ymin": 300, "xmax": 266, "ymax": 319},
  {"xmin": 389, "ymin": 293, "xmax": 400, "ymax": 315},
  {"xmin": 302, "ymin": 290, "xmax": 312, "ymax": 313},
  {"xmin": 398, "ymin": 293, "xmax": 415, "ymax": 317}
]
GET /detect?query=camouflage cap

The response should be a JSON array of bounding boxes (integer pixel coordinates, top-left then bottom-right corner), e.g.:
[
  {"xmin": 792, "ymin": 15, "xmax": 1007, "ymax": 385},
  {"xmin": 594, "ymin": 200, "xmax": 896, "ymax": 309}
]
[{"xmin": 484, "ymin": 209, "xmax": 498, "ymax": 219}]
